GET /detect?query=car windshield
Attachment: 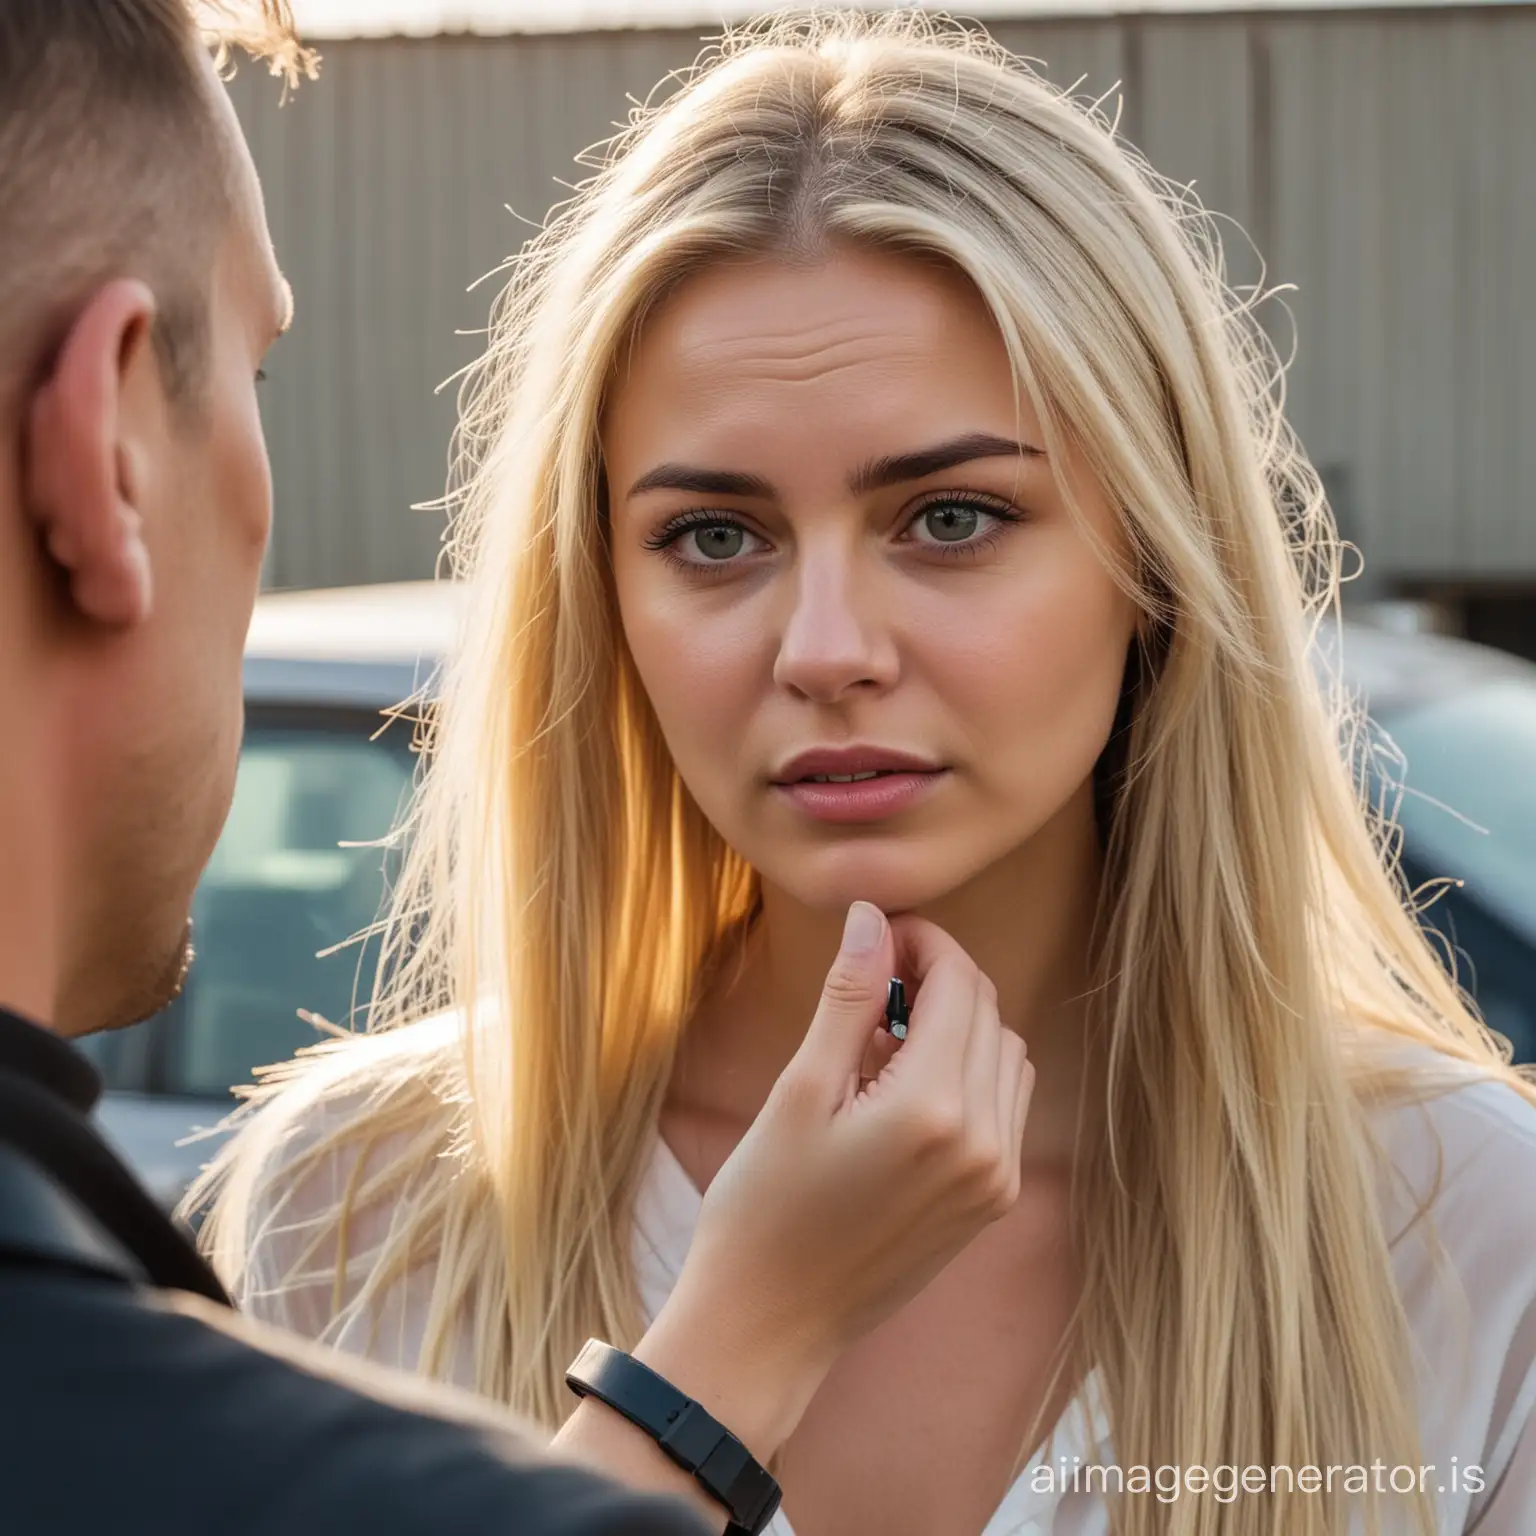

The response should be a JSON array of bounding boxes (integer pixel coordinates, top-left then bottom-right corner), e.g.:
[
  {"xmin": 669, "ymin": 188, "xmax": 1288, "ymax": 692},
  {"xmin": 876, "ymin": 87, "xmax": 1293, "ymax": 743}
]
[{"xmin": 80, "ymin": 710, "xmax": 415, "ymax": 1099}]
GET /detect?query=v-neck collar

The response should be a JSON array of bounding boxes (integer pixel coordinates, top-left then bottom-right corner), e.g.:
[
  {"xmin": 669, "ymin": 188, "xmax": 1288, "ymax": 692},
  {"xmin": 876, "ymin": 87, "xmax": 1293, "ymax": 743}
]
[{"xmin": 633, "ymin": 1134, "xmax": 1111, "ymax": 1536}]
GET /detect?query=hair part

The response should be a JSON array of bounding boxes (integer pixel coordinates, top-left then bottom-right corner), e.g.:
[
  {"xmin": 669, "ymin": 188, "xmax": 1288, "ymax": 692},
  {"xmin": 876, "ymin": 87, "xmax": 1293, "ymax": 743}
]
[{"xmin": 0, "ymin": 0, "xmax": 316, "ymax": 415}]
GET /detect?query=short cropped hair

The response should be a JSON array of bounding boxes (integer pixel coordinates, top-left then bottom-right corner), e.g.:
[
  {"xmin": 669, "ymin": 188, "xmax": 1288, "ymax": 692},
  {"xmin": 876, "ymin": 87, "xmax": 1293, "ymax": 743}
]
[{"xmin": 0, "ymin": 2, "xmax": 317, "ymax": 412}]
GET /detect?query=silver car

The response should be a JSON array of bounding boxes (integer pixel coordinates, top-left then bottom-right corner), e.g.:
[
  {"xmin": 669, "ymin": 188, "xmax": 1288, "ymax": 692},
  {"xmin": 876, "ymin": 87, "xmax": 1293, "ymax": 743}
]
[{"xmin": 85, "ymin": 586, "xmax": 1536, "ymax": 1207}]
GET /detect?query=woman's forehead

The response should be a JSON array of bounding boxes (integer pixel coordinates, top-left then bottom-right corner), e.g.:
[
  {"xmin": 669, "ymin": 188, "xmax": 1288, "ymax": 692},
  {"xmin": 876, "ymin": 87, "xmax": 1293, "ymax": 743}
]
[
  {"xmin": 604, "ymin": 249, "xmax": 1037, "ymax": 461},
  {"xmin": 628, "ymin": 248, "xmax": 995, "ymax": 371}
]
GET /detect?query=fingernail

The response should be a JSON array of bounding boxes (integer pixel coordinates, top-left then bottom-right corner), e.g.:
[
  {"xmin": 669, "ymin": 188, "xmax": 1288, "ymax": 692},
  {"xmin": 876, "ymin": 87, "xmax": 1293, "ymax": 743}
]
[{"xmin": 842, "ymin": 901, "xmax": 884, "ymax": 954}]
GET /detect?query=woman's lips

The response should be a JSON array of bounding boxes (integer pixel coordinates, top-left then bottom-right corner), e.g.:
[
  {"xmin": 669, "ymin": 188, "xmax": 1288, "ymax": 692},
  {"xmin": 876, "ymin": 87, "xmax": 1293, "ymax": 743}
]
[{"xmin": 773, "ymin": 769, "xmax": 950, "ymax": 823}]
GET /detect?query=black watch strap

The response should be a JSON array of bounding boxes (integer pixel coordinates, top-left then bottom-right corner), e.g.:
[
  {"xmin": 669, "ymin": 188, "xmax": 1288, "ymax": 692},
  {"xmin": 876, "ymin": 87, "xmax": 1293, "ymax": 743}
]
[{"xmin": 565, "ymin": 1339, "xmax": 782, "ymax": 1535}]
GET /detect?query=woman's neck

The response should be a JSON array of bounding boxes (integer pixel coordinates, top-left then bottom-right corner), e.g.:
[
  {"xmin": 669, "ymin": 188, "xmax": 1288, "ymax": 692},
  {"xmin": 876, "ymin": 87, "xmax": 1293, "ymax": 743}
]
[{"xmin": 669, "ymin": 787, "xmax": 1107, "ymax": 1173}]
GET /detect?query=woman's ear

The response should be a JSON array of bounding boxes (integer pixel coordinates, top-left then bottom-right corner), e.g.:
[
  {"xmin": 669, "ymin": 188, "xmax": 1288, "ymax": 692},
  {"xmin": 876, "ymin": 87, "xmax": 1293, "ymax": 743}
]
[{"xmin": 23, "ymin": 279, "xmax": 159, "ymax": 628}]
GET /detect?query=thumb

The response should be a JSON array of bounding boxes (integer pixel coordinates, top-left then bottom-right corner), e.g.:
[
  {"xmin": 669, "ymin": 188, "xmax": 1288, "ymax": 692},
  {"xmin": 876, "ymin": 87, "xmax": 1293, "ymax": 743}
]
[{"xmin": 799, "ymin": 902, "xmax": 895, "ymax": 1080}]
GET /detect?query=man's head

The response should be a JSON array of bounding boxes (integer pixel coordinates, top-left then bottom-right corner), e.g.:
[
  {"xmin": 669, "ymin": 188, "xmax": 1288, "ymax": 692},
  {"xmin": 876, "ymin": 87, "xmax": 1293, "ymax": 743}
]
[{"xmin": 0, "ymin": 2, "xmax": 315, "ymax": 1036}]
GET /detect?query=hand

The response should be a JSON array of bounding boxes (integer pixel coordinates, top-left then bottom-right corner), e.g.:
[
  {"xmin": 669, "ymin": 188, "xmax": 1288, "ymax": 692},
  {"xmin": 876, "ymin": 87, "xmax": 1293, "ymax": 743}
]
[{"xmin": 638, "ymin": 900, "xmax": 1034, "ymax": 1459}]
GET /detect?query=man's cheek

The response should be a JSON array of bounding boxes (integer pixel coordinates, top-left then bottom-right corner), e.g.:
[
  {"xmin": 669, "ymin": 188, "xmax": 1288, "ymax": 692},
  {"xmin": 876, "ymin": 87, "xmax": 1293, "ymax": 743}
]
[
  {"xmin": 251, "ymin": 427, "xmax": 274, "ymax": 551},
  {"xmin": 218, "ymin": 377, "xmax": 275, "ymax": 562},
  {"xmin": 238, "ymin": 433, "xmax": 274, "ymax": 564}
]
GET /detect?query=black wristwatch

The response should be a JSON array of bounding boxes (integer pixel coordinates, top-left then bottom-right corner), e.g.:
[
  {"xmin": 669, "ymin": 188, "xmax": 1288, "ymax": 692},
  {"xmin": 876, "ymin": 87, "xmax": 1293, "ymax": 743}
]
[{"xmin": 565, "ymin": 1339, "xmax": 782, "ymax": 1535}]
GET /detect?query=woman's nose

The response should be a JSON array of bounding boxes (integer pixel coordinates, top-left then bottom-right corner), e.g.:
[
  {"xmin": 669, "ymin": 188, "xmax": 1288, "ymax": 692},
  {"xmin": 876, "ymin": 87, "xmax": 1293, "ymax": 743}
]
[{"xmin": 771, "ymin": 554, "xmax": 899, "ymax": 704}]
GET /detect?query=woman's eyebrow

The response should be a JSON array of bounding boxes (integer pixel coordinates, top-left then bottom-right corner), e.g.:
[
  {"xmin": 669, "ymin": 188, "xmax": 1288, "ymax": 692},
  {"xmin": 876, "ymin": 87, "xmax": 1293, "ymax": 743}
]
[
  {"xmin": 850, "ymin": 432, "xmax": 1045, "ymax": 493},
  {"xmin": 626, "ymin": 464, "xmax": 774, "ymax": 500},
  {"xmin": 625, "ymin": 431, "xmax": 1044, "ymax": 503}
]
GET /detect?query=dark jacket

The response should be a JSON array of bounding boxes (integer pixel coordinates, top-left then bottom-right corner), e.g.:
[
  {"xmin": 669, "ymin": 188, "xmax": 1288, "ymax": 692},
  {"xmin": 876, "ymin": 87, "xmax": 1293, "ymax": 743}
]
[{"xmin": 0, "ymin": 1006, "xmax": 708, "ymax": 1536}]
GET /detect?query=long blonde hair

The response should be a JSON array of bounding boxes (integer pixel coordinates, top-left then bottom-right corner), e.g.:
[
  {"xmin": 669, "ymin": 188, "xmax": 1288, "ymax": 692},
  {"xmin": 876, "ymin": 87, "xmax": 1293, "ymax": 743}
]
[{"xmin": 194, "ymin": 13, "xmax": 1533, "ymax": 1533}]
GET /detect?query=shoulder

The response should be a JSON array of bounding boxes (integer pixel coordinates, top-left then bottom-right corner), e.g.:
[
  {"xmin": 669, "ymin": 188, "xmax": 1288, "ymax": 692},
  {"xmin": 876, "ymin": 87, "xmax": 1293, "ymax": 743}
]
[
  {"xmin": 1364, "ymin": 1046, "xmax": 1536, "ymax": 1513},
  {"xmin": 1366, "ymin": 1047, "xmax": 1536, "ymax": 1245},
  {"xmin": 197, "ymin": 1011, "xmax": 473, "ymax": 1350},
  {"xmin": 212, "ymin": 1008, "xmax": 469, "ymax": 1219},
  {"xmin": 0, "ymin": 1269, "xmax": 704, "ymax": 1536},
  {"xmin": 233, "ymin": 1007, "xmax": 469, "ymax": 1154},
  {"xmin": 1365, "ymin": 1045, "xmax": 1536, "ymax": 1302}
]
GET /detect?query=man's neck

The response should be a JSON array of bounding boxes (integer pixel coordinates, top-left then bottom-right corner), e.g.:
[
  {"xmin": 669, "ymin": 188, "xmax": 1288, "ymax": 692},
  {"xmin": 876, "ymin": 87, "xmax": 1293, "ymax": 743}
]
[
  {"xmin": 0, "ymin": 745, "xmax": 62, "ymax": 1033},
  {"xmin": 1, "ymin": 483, "xmax": 64, "ymax": 1031}
]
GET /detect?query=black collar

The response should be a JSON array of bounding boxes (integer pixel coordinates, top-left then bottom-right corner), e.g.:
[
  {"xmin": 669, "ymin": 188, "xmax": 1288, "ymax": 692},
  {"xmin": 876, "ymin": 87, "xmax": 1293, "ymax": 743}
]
[
  {"xmin": 0, "ymin": 1005, "xmax": 103, "ymax": 1114},
  {"xmin": 0, "ymin": 1006, "xmax": 231, "ymax": 1307}
]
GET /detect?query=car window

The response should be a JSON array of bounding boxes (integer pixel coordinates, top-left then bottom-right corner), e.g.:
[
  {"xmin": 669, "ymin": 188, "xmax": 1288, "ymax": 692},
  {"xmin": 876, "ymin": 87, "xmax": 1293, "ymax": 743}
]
[{"xmin": 80, "ymin": 709, "xmax": 415, "ymax": 1099}]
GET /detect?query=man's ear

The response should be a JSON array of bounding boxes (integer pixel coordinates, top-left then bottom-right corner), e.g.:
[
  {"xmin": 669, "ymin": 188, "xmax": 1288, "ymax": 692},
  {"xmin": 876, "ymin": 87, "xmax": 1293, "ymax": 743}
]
[{"xmin": 23, "ymin": 280, "xmax": 161, "ymax": 628}]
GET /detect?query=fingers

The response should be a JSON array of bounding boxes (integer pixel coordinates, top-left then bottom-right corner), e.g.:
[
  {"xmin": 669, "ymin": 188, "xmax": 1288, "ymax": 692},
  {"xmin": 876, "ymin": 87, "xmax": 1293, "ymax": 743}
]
[
  {"xmin": 886, "ymin": 916, "xmax": 981, "ymax": 1087},
  {"xmin": 999, "ymin": 1030, "xmax": 1031, "ymax": 1160},
  {"xmin": 797, "ymin": 901, "xmax": 897, "ymax": 1087},
  {"xmin": 796, "ymin": 911, "xmax": 1034, "ymax": 1201},
  {"xmin": 888, "ymin": 918, "xmax": 1026, "ymax": 1201},
  {"xmin": 886, "ymin": 913, "xmax": 972, "ymax": 990},
  {"xmin": 858, "ymin": 1027, "xmax": 900, "ymax": 1085},
  {"xmin": 1007, "ymin": 1036, "xmax": 1035, "ymax": 1159},
  {"xmin": 896, "ymin": 953, "xmax": 980, "ymax": 1095},
  {"xmin": 962, "ymin": 971, "xmax": 1003, "ymax": 1146}
]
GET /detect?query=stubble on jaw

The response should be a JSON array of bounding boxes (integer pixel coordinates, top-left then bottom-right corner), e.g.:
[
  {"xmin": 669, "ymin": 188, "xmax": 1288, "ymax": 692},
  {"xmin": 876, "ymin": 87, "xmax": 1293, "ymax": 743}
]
[{"xmin": 102, "ymin": 917, "xmax": 197, "ymax": 1033}]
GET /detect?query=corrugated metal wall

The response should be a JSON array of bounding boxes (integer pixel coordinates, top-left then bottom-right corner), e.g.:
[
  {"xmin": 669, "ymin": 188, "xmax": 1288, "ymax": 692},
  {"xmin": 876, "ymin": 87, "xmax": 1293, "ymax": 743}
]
[{"xmin": 226, "ymin": 7, "xmax": 1536, "ymax": 591}]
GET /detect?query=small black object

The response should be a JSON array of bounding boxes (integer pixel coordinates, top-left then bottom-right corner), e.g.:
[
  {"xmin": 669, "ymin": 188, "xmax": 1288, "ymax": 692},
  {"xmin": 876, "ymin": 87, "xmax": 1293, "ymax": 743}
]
[
  {"xmin": 566, "ymin": 1339, "xmax": 781, "ymax": 1536},
  {"xmin": 885, "ymin": 977, "xmax": 909, "ymax": 1041}
]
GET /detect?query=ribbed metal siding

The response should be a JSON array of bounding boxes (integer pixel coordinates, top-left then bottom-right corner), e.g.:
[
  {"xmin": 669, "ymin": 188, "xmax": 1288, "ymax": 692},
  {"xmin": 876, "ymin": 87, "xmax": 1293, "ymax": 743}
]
[
  {"xmin": 229, "ymin": 31, "xmax": 689, "ymax": 589},
  {"xmin": 227, "ymin": 9, "xmax": 1536, "ymax": 590},
  {"xmin": 1264, "ymin": 8, "xmax": 1536, "ymax": 576}
]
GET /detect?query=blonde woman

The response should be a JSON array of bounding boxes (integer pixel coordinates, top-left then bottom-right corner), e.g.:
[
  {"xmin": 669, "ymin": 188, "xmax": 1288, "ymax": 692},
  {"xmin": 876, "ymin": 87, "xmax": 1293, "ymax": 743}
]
[{"xmin": 193, "ymin": 13, "xmax": 1536, "ymax": 1535}]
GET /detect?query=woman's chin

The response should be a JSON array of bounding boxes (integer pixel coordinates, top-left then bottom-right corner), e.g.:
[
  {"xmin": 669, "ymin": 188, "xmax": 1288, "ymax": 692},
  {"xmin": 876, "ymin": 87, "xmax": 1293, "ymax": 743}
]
[{"xmin": 762, "ymin": 857, "xmax": 972, "ymax": 922}]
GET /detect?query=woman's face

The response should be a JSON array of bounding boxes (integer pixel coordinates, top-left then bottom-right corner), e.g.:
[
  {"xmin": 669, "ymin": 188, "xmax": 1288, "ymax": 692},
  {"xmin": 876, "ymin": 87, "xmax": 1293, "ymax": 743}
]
[{"xmin": 604, "ymin": 246, "xmax": 1138, "ymax": 915}]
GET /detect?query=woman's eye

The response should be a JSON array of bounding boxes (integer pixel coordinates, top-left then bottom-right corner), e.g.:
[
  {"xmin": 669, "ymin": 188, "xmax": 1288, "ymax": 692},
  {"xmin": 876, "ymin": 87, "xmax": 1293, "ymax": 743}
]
[
  {"xmin": 689, "ymin": 524, "xmax": 748, "ymax": 561},
  {"xmin": 905, "ymin": 495, "xmax": 1020, "ymax": 550},
  {"xmin": 918, "ymin": 502, "xmax": 982, "ymax": 543},
  {"xmin": 644, "ymin": 515, "xmax": 766, "ymax": 571},
  {"xmin": 647, "ymin": 495, "xmax": 1018, "ymax": 574}
]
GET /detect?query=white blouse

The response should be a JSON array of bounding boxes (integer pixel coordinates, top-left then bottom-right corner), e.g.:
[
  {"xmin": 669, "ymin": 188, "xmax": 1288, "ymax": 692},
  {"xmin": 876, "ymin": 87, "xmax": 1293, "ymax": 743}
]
[{"xmin": 240, "ymin": 1033, "xmax": 1536, "ymax": 1534}]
